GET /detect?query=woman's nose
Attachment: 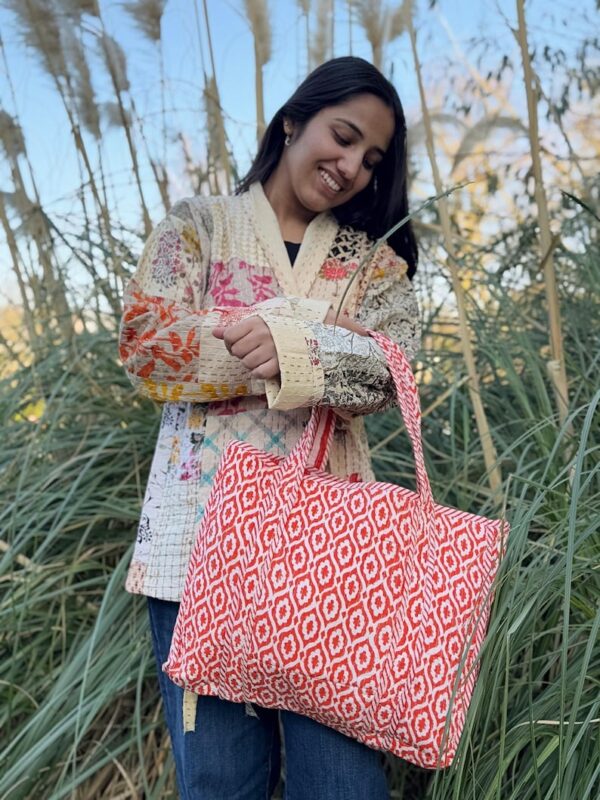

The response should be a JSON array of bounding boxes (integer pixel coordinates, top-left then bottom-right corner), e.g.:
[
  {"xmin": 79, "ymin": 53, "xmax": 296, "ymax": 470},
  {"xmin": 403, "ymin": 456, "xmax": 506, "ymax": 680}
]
[{"xmin": 337, "ymin": 151, "xmax": 363, "ymax": 182}]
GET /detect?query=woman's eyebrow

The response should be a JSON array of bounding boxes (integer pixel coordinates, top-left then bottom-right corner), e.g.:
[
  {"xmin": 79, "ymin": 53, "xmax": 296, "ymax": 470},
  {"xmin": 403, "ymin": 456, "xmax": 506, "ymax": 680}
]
[{"xmin": 333, "ymin": 117, "xmax": 385, "ymax": 157}]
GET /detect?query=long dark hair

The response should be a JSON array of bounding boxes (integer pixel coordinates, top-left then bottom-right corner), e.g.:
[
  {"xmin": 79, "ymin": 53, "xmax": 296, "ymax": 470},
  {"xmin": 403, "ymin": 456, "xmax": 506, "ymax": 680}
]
[{"xmin": 237, "ymin": 56, "xmax": 417, "ymax": 278}]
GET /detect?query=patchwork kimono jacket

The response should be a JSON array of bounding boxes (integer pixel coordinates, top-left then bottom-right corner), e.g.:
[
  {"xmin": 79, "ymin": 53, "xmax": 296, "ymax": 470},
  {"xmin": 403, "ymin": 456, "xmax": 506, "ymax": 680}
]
[{"xmin": 120, "ymin": 182, "xmax": 421, "ymax": 600}]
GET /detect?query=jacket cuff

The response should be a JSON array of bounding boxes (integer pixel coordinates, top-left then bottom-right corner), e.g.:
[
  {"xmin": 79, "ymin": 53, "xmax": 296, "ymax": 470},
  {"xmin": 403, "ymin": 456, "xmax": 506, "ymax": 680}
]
[
  {"xmin": 257, "ymin": 313, "xmax": 325, "ymax": 410},
  {"xmin": 288, "ymin": 297, "xmax": 332, "ymax": 322}
]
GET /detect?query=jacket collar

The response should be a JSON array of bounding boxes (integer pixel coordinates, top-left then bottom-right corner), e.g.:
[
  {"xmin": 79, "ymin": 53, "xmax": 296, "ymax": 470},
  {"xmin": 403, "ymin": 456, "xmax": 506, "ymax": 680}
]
[{"xmin": 249, "ymin": 181, "xmax": 339, "ymax": 298}]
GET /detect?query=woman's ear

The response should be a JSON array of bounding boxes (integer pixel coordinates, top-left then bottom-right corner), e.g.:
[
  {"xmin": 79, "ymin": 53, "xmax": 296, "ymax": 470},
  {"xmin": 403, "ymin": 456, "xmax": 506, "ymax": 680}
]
[{"xmin": 283, "ymin": 118, "xmax": 294, "ymax": 146}]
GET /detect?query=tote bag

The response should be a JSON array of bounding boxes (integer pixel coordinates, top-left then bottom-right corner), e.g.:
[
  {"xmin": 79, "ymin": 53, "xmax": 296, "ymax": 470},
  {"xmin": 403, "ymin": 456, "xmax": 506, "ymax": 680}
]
[{"xmin": 164, "ymin": 331, "xmax": 507, "ymax": 768}]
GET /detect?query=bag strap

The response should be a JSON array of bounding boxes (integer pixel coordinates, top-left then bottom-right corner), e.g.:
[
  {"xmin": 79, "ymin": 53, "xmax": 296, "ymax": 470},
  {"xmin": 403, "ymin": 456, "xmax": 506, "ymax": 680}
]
[
  {"xmin": 307, "ymin": 408, "xmax": 336, "ymax": 471},
  {"xmin": 281, "ymin": 330, "xmax": 434, "ymax": 514}
]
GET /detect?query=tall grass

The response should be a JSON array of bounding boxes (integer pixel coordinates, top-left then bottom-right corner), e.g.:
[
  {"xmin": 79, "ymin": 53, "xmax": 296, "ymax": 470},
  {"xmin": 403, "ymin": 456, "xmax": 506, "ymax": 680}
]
[{"xmin": 0, "ymin": 329, "xmax": 169, "ymax": 798}]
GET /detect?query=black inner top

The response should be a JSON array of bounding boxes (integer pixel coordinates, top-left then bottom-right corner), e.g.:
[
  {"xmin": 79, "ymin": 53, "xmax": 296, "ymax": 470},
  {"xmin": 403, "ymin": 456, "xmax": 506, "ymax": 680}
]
[{"xmin": 284, "ymin": 240, "xmax": 301, "ymax": 266}]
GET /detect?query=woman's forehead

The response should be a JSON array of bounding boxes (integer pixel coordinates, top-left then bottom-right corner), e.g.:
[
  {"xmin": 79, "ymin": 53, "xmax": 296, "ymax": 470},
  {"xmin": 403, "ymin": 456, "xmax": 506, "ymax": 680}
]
[{"xmin": 319, "ymin": 95, "xmax": 395, "ymax": 150}]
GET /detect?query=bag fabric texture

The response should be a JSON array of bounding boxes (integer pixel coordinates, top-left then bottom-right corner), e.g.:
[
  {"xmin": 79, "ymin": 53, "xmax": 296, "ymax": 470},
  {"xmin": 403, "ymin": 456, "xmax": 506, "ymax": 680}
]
[{"xmin": 164, "ymin": 331, "xmax": 507, "ymax": 768}]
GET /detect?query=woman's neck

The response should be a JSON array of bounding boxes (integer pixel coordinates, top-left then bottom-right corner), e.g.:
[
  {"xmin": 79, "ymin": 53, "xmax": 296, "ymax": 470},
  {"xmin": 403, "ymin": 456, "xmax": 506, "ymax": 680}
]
[{"xmin": 262, "ymin": 169, "xmax": 315, "ymax": 242}]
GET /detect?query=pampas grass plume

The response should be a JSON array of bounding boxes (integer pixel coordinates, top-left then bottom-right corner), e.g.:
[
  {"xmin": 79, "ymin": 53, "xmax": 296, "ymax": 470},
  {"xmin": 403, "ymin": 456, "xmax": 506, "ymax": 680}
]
[
  {"xmin": 57, "ymin": 0, "xmax": 99, "ymax": 19},
  {"xmin": 101, "ymin": 33, "xmax": 130, "ymax": 93},
  {"xmin": 122, "ymin": 0, "xmax": 167, "ymax": 43},
  {"xmin": 102, "ymin": 101, "xmax": 132, "ymax": 128},
  {"xmin": 243, "ymin": 0, "xmax": 272, "ymax": 66},
  {"xmin": 60, "ymin": 26, "xmax": 101, "ymax": 138},
  {"xmin": 4, "ymin": 0, "xmax": 67, "ymax": 79},
  {"xmin": 0, "ymin": 110, "xmax": 26, "ymax": 161}
]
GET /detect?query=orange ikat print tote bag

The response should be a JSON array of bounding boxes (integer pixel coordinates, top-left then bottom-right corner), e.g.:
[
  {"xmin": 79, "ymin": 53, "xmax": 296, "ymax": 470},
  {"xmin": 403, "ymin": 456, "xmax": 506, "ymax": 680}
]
[{"xmin": 164, "ymin": 331, "xmax": 508, "ymax": 768}]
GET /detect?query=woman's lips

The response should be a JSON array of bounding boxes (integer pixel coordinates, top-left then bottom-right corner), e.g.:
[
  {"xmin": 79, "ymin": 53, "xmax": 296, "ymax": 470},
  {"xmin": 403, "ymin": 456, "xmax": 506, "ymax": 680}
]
[{"xmin": 318, "ymin": 167, "xmax": 343, "ymax": 193}]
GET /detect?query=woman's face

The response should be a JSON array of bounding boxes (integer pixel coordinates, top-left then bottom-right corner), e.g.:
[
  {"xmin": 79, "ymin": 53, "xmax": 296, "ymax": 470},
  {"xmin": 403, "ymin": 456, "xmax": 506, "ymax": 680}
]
[{"xmin": 280, "ymin": 93, "xmax": 396, "ymax": 217}]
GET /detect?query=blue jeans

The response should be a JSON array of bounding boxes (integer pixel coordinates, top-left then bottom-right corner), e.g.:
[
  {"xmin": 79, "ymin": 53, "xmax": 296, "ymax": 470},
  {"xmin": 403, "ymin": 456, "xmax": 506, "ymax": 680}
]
[{"xmin": 148, "ymin": 597, "xmax": 389, "ymax": 800}]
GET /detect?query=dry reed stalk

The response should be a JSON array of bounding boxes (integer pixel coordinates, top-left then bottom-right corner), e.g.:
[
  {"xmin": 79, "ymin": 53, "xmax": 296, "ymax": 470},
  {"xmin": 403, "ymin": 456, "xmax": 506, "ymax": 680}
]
[
  {"xmin": 439, "ymin": 10, "xmax": 590, "ymax": 259},
  {"xmin": 200, "ymin": 0, "xmax": 232, "ymax": 191},
  {"xmin": 243, "ymin": 0, "xmax": 272, "ymax": 143},
  {"xmin": 122, "ymin": 0, "xmax": 165, "ymax": 42},
  {"xmin": 61, "ymin": 25, "xmax": 101, "ymax": 140},
  {"xmin": 122, "ymin": 92, "xmax": 171, "ymax": 212},
  {"xmin": 473, "ymin": 5, "xmax": 594, "ymax": 201},
  {"xmin": 310, "ymin": 0, "xmax": 331, "ymax": 68},
  {"xmin": 122, "ymin": 0, "xmax": 170, "ymax": 198},
  {"xmin": 2, "ymin": 19, "xmax": 119, "ymax": 322},
  {"xmin": 406, "ymin": 15, "xmax": 503, "ymax": 496},
  {"xmin": 0, "ymin": 34, "xmax": 40, "ymax": 195},
  {"xmin": 204, "ymin": 76, "xmax": 232, "ymax": 194},
  {"xmin": 347, "ymin": 0, "xmax": 354, "ymax": 54},
  {"xmin": 98, "ymin": 32, "xmax": 153, "ymax": 236},
  {"xmin": 352, "ymin": 0, "xmax": 408, "ymax": 70},
  {"xmin": 296, "ymin": 0, "xmax": 311, "ymax": 68},
  {"xmin": 0, "ymin": 111, "xmax": 74, "ymax": 342},
  {"xmin": 4, "ymin": 0, "xmax": 116, "ymax": 266},
  {"xmin": 0, "ymin": 195, "xmax": 39, "ymax": 352},
  {"xmin": 152, "ymin": 159, "xmax": 171, "ymax": 212},
  {"xmin": 516, "ymin": 0, "xmax": 570, "ymax": 428},
  {"xmin": 388, "ymin": 1, "xmax": 409, "ymax": 41},
  {"xmin": 353, "ymin": 0, "xmax": 385, "ymax": 69},
  {"xmin": 59, "ymin": 0, "xmax": 98, "ymax": 17},
  {"xmin": 178, "ymin": 132, "xmax": 208, "ymax": 194}
]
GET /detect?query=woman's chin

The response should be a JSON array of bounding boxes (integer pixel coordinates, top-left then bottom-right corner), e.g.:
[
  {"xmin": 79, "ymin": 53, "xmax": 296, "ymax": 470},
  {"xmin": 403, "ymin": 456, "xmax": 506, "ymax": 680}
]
[{"xmin": 303, "ymin": 185, "xmax": 342, "ymax": 214}]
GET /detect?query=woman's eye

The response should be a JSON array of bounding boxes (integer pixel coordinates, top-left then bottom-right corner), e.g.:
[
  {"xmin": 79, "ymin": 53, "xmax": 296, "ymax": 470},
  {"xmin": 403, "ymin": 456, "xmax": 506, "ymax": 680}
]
[
  {"xmin": 333, "ymin": 130, "xmax": 377, "ymax": 170},
  {"xmin": 333, "ymin": 131, "xmax": 351, "ymax": 146}
]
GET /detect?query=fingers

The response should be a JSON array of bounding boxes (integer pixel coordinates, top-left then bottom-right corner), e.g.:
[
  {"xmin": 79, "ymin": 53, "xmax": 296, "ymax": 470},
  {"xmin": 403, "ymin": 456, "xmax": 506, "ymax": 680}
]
[
  {"xmin": 222, "ymin": 316, "xmax": 261, "ymax": 343},
  {"xmin": 228, "ymin": 331, "xmax": 266, "ymax": 359},
  {"xmin": 232, "ymin": 339, "xmax": 279, "ymax": 377},
  {"xmin": 239, "ymin": 344, "xmax": 272, "ymax": 370},
  {"xmin": 251, "ymin": 357, "xmax": 279, "ymax": 379},
  {"xmin": 230, "ymin": 319, "xmax": 273, "ymax": 359},
  {"xmin": 212, "ymin": 317, "xmax": 265, "ymax": 353},
  {"xmin": 211, "ymin": 316, "xmax": 279, "ymax": 377}
]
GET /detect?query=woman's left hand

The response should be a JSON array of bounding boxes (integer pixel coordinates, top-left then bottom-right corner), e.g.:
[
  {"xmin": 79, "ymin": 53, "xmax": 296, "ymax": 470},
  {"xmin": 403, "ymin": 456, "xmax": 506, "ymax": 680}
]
[{"xmin": 212, "ymin": 316, "xmax": 280, "ymax": 379}]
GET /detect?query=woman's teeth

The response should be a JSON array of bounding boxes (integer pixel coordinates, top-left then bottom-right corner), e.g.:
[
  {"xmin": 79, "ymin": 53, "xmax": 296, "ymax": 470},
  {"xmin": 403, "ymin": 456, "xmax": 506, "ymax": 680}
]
[{"xmin": 319, "ymin": 168, "xmax": 342, "ymax": 192}]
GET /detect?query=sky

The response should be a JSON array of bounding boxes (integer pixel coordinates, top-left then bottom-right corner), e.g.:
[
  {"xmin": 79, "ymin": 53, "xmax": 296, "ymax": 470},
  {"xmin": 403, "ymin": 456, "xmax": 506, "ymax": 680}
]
[{"xmin": 0, "ymin": 0, "xmax": 597, "ymax": 302}]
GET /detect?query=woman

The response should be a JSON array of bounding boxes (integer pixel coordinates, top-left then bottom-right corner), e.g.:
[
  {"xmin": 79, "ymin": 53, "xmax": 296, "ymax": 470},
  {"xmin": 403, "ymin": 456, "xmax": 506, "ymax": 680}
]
[{"xmin": 120, "ymin": 56, "xmax": 420, "ymax": 799}]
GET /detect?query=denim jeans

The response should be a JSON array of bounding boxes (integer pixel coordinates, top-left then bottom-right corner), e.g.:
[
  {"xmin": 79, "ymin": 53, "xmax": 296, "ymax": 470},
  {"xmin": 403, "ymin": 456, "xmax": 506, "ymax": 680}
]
[{"xmin": 148, "ymin": 597, "xmax": 389, "ymax": 800}]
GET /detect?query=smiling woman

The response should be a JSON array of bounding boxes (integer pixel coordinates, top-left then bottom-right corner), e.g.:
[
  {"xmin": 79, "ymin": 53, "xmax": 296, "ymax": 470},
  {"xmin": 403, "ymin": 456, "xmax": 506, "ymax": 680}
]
[
  {"xmin": 238, "ymin": 56, "xmax": 418, "ymax": 277},
  {"xmin": 263, "ymin": 94, "xmax": 395, "ymax": 231},
  {"xmin": 119, "ymin": 55, "xmax": 420, "ymax": 799}
]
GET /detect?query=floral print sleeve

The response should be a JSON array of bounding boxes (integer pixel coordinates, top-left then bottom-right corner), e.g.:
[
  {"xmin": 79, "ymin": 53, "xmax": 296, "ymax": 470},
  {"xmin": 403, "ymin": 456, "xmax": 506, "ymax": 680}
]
[
  {"xmin": 259, "ymin": 244, "xmax": 421, "ymax": 414},
  {"xmin": 119, "ymin": 200, "xmax": 331, "ymax": 404},
  {"xmin": 309, "ymin": 266, "xmax": 420, "ymax": 414}
]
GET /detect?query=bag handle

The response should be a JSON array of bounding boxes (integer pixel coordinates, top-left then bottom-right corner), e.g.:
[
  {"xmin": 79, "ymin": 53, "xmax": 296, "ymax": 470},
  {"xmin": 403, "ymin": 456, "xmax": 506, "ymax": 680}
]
[
  {"xmin": 307, "ymin": 407, "xmax": 336, "ymax": 471},
  {"xmin": 280, "ymin": 330, "xmax": 434, "ymax": 514}
]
